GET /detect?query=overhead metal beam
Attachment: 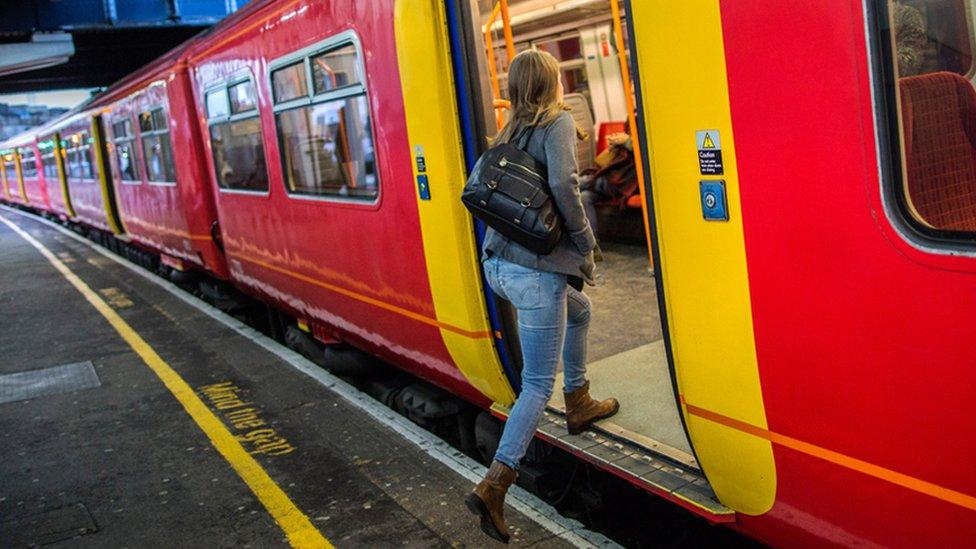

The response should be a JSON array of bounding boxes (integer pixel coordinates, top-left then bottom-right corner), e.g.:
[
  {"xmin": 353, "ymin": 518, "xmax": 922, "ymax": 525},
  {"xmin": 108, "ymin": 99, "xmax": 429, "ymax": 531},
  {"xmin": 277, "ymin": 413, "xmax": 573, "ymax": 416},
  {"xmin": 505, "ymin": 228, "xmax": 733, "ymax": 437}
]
[{"xmin": 0, "ymin": 33, "xmax": 75, "ymax": 78}]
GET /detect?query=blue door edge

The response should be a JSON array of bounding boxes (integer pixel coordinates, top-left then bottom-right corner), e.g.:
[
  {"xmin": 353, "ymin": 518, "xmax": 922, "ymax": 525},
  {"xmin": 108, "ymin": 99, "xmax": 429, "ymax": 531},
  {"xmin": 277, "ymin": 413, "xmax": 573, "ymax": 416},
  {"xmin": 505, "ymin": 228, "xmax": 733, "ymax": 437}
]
[{"xmin": 444, "ymin": 0, "xmax": 521, "ymax": 393}]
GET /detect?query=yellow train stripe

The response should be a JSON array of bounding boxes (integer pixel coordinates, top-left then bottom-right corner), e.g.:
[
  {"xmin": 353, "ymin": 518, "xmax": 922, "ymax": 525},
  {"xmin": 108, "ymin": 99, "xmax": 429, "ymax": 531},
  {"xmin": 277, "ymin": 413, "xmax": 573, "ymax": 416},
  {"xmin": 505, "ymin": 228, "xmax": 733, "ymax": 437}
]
[
  {"xmin": 393, "ymin": 0, "xmax": 517, "ymax": 405},
  {"xmin": 54, "ymin": 134, "xmax": 77, "ymax": 218},
  {"xmin": 91, "ymin": 116, "xmax": 125, "ymax": 235},
  {"xmin": 630, "ymin": 1, "xmax": 776, "ymax": 514},
  {"xmin": 228, "ymin": 251, "xmax": 493, "ymax": 339},
  {"xmin": 119, "ymin": 214, "xmax": 212, "ymax": 241},
  {"xmin": 14, "ymin": 151, "xmax": 29, "ymax": 205},
  {"xmin": 0, "ymin": 215, "xmax": 332, "ymax": 549},
  {"xmin": 1, "ymin": 159, "xmax": 10, "ymax": 200},
  {"xmin": 684, "ymin": 398, "xmax": 976, "ymax": 512}
]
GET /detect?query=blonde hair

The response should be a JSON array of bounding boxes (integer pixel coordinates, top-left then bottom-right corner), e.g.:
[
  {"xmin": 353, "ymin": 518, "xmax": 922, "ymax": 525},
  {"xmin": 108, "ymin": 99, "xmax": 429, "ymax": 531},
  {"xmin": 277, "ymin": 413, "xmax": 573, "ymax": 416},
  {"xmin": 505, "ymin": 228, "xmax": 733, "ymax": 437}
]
[{"xmin": 490, "ymin": 49, "xmax": 586, "ymax": 146}]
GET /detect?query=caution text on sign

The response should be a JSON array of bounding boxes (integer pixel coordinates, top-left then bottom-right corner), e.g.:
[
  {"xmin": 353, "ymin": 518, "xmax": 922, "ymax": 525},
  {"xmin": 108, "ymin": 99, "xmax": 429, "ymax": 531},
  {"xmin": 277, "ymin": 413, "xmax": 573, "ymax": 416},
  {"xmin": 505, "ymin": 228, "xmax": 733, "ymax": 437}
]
[{"xmin": 696, "ymin": 130, "xmax": 723, "ymax": 175}]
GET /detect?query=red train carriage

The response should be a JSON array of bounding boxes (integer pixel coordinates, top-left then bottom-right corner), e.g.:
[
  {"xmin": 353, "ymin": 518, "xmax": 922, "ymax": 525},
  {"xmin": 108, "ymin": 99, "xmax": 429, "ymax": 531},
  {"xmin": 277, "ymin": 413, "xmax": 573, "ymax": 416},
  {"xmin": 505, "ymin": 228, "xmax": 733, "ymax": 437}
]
[
  {"xmin": 1, "ymin": 144, "xmax": 26, "ymax": 205},
  {"xmin": 36, "ymin": 122, "xmax": 77, "ymax": 220},
  {"xmin": 89, "ymin": 42, "xmax": 228, "ymax": 279},
  {"xmin": 3, "ymin": 0, "xmax": 975, "ymax": 547},
  {"xmin": 1, "ymin": 135, "xmax": 49, "ymax": 210},
  {"xmin": 688, "ymin": 1, "xmax": 976, "ymax": 545},
  {"xmin": 184, "ymin": 1, "xmax": 499, "ymax": 406},
  {"xmin": 52, "ymin": 110, "xmax": 124, "ymax": 235},
  {"xmin": 1, "ymin": 126, "xmax": 70, "ymax": 217}
]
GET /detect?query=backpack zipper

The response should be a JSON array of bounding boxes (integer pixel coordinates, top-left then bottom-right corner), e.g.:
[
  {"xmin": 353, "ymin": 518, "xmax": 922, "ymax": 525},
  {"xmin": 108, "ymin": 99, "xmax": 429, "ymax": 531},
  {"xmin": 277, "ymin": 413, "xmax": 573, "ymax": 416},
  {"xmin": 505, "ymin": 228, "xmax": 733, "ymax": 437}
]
[{"xmin": 499, "ymin": 157, "xmax": 542, "ymax": 180}]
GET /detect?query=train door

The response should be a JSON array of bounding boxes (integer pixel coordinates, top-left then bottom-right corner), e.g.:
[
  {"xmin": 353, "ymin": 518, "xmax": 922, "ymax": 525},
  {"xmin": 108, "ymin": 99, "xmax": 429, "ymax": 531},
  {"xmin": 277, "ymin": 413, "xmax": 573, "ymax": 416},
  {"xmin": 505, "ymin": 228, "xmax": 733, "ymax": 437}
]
[
  {"xmin": 1, "ymin": 150, "xmax": 10, "ymax": 200},
  {"xmin": 2, "ymin": 149, "xmax": 22, "ymax": 202},
  {"xmin": 471, "ymin": 0, "xmax": 697, "ymax": 467}
]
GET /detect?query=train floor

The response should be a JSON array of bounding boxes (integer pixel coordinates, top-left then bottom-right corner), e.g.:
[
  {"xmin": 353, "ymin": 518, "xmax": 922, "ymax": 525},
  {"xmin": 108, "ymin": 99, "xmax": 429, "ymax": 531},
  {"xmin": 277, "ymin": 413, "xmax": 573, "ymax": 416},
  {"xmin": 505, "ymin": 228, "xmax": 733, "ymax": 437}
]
[
  {"xmin": 548, "ymin": 240, "xmax": 695, "ymax": 463},
  {"xmin": 585, "ymin": 241, "xmax": 661, "ymax": 363},
  {"xmin": 0, "ymin": 209, "xmax": 613, "ymax": 548}
]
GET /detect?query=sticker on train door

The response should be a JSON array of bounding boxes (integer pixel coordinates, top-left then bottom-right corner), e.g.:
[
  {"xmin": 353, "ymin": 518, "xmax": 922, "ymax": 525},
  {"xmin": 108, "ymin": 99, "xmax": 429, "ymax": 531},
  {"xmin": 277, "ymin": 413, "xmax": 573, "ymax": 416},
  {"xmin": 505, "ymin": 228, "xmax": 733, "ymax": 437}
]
[
  {"xmin": 696, "ymin": 130, "xmax": 723, "ymax": 175},
  {"xmin": 414, "ymin": 145, "xmax": 430, "ymax": 200}
]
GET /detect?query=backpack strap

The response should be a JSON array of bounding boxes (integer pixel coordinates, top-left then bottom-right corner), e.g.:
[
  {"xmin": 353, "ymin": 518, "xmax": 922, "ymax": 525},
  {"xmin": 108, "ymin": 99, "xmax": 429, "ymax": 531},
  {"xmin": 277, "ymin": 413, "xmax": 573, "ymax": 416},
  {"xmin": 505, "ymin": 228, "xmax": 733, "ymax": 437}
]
[{"xmin": 510, "ymin": 123, "xmax": 536, "ymax": 151}]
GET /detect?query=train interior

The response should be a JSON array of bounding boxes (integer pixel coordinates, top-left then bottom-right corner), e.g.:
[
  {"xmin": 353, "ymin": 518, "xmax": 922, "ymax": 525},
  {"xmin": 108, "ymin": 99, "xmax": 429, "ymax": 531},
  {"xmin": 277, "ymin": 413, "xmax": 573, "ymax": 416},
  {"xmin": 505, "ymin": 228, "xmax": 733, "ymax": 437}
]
[{"xmin": 477, "ymin": 0, "xmax": 696, "ymax": 466}]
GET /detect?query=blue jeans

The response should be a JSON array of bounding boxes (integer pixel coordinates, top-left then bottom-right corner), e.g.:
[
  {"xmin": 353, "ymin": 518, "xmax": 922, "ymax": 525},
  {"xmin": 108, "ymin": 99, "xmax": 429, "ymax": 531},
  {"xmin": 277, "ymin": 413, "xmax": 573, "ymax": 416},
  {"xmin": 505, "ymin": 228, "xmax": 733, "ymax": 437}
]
[{"xmin": 482, "ymin": 255, "xmax": 591, "ymax": 470}]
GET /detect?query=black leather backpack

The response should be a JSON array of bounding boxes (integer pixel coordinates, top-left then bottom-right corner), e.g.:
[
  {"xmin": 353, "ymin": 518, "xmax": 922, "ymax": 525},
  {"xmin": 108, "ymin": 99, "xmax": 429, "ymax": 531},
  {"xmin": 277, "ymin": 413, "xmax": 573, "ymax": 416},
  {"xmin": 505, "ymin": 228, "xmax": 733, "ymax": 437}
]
[{"xmin": 461, "ymin": 125, "xmax": 563, "ymax": 254}]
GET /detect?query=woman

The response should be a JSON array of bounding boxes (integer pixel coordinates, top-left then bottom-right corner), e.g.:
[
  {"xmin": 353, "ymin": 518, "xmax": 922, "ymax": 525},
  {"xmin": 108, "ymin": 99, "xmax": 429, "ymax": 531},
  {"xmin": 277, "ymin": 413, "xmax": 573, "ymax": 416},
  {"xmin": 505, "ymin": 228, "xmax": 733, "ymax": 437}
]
[{"xmin": 466, "ymin": 49, "xmax": 620, "ymax": 543}]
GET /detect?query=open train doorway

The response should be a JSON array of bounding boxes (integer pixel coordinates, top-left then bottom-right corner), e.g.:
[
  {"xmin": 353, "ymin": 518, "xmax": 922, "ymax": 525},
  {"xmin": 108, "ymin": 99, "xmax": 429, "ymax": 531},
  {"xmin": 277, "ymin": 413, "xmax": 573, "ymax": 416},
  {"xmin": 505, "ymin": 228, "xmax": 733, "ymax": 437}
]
[{"xmin": 471, "ymin": 0, "xmax": 696, "ymax": 467}]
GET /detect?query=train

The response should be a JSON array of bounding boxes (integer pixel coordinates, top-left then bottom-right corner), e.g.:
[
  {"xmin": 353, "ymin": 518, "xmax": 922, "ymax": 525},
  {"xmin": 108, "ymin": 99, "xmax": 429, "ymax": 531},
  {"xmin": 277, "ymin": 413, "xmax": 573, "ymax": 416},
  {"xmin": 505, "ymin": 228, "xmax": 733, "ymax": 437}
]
[{"xmin": 3, "ymin": 0, "xmax": 975, "ymax": 546}]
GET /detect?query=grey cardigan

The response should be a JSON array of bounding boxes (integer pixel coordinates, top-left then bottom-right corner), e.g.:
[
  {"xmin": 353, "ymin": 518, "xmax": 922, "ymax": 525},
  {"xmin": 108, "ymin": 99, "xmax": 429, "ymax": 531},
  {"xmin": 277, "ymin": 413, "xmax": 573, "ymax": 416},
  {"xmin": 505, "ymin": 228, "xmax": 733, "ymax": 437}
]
[{"xmin": 482, "ymin": 111, "xmax": 597, "ymax": 284}]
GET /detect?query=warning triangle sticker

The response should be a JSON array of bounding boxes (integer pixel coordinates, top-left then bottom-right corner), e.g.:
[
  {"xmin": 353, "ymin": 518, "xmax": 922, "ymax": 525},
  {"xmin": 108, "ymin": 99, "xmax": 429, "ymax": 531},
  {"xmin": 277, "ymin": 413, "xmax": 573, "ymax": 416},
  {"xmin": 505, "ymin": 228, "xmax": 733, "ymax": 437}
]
[{"xmin": 702, "ymin": 133, "xmax": 716, "ymax": 149}]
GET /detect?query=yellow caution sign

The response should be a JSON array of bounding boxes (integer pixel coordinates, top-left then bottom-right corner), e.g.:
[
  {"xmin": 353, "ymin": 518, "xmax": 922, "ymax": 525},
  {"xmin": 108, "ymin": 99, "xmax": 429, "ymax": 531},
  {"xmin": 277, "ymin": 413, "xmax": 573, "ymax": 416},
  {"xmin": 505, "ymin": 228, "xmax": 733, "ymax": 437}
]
[{"xmin": 696, "ymin": 129, "xmax": 723, "ymax": 175}]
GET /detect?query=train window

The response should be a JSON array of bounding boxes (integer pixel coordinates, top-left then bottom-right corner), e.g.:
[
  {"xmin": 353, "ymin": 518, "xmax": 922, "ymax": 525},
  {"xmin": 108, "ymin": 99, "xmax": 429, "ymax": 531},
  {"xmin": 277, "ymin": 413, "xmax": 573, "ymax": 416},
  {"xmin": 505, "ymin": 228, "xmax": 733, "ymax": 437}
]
[
  {"xmin": 272, "ymin": 62, "xmax": 308, "ymax": 103},
  {"xmin": 42, "ymin": 154, "xmax": 57, "ymax": 179},
  {"xmin": 139, "ymin": 111, "xmax": 153, "ymax": 132},
  {"xmin": 65, "ymin": 132, "xmax": 95, "ymax": 182},
  {"xmin": 209, "ymin": 119, "xmax": 268, "ymax": 191},
  {"xmin": 40, "ymin": 141, "xmax": 57, "ymax": 179},
  {"xmin": 19, "ymin": 149, "xmax": 37, "ymax": 179},
  {"xmin": 891, "ymin": 0, "xmax": 973, "ymax": 76},
  {"xmin": 229, "ymin": 81, "xmax": 257, "ymax": 114},
  {"xmin": 207, "ymin": 88, "xmax": 229, "ymax": 118},
  {"xmin": 276, "ymin": 95, "xmax": 377, "ymax": 198},
  {"xmin": 206, "ymin": 77, "xmax": 269, "ymax": 192},
  {"xmin": 311, "ymin": 44, "xmax": 360, "ymax": 94},
  {"xmin": 152, "ymin": 109, "xmax": 167, "ymax": 131},
  {"xmin": 881, "ymin": 0, "xmax": 976, "ymax": 240},
  {"xmin": 139, "ymin": 106, "xmax": 176, "ymax": 183},
  {"xmin": 111, "ymin": 118, "xmax": 139, "ymax": 182},
  {"xmin": 271, "ymin": 37, "xmax": 379, "ymax": 201},
  {"xmin": 3, "ymin": 155, "xmax": 15, "ymax": 186}
]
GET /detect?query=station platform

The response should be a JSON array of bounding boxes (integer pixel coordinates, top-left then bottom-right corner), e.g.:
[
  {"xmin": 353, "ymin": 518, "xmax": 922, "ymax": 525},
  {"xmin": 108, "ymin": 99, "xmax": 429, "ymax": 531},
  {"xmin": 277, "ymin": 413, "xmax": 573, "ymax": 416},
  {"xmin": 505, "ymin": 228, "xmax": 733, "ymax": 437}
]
[{"xmin": 0, "ymin": 208, "xmax": 615, "ymax": 548}]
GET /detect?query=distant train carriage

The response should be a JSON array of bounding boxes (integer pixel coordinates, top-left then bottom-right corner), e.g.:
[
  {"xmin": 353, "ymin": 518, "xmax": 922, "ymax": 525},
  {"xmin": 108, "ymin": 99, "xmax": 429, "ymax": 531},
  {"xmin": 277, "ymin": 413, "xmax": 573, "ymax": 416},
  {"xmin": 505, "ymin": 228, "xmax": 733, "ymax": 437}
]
[
  {"xmin": 183, "ymin": 3, "xmax": 499, "ymax": 406},
  {"xmin": 1, "ymin": 135, "xmax": 49, "ymax": 209},
  {"xmin": 1, "ymin": 143, "xmax": 26, "ymax": 205},
  {"xmin": 52, "ymin": 111, "xmax": 123, "ymax": 235},
  {"xmin": 3, "ymin": 1, "xmax": 975, "ymax": 547},
  {"xmin": 90, "ymin": 43, "xmax": 229, "ymax": 279},
  {"xmin": 36, "ymin": 122, "xmax": 76, "ymax": 220}
]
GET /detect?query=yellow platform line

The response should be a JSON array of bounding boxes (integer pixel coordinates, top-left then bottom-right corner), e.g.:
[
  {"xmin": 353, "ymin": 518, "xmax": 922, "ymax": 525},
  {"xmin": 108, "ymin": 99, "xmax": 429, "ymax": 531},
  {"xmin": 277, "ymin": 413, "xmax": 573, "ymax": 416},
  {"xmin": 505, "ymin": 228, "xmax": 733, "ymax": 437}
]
[{"xmin": 0, "ymin": 214, "xmax": 332, "ymax": 549}]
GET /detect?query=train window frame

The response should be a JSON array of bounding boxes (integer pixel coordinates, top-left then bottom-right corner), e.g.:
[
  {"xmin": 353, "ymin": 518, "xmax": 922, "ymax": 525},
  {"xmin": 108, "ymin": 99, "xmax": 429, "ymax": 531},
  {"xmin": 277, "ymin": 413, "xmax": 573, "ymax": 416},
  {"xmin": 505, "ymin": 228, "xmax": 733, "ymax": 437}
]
[
  {"xmin": 63, "ymin": 130, "xmax": 97, "ymax": 184},
  {"xmin": 267, "ymin": 30, "xmax": 381, "ymax": 205},
  {"xmin": 2, "ymin": 151, "xmax": 17, "ymax": 193},
  {"xmin": 18, "ymin": 147, "xmax": 37, "ymax": 180},
  {"xmin": 110, "ymin": 115, "xmax": 142, "ymax": 185},
  {"xmin": 39, "ymin": 138, "xmax": 58, "ymax": 180},
  {"xmin": 204, "ymin": 72, "xmax": 271, "ymax": 195},
  {"xmin": 138, "ymin": 105, "xmax": 177, "ymax": 186},
  {"xmin": 868, "ymin": 0, "xmax": 976, "ymax": 254}
]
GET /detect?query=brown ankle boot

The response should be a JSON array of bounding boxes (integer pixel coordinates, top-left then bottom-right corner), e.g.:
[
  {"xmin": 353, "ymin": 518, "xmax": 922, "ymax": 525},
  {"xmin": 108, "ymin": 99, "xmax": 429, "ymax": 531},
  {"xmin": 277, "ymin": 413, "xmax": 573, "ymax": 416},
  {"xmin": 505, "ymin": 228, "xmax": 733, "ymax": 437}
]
[
  {"xmin": 465, "ymin": 460, "xmax": 517, "ymax": 543},
  {"xmin": 564, "ymin": 381, "xmax": 620, "ymax": 435}
]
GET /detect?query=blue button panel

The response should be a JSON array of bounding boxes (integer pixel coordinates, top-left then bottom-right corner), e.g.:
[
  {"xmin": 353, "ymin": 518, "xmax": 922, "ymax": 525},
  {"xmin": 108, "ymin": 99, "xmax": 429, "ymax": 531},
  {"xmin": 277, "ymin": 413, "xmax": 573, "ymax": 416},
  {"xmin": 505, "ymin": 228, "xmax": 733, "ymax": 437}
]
[
  {"xmin": 417, "ymin": 174, "xmax": 431, "ymax": 200},
  {"xmin": 699, "ymin": 180, "xmax": 729, "ymax": 221}
]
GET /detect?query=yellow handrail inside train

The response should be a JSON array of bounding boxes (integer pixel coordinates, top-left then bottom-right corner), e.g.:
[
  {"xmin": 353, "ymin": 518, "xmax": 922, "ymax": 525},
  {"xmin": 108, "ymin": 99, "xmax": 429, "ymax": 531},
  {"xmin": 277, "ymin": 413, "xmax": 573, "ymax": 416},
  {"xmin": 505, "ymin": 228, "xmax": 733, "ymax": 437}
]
[{"xmin": 498, "ymin": 0, "xmax": 516, "ymax": 61}]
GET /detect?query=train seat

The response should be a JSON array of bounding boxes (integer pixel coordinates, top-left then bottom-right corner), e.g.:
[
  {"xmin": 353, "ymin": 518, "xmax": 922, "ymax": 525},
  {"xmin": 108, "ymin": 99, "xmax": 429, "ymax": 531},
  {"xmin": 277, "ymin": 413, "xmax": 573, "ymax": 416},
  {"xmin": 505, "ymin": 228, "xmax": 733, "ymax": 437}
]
[
  {"xmin": 899, "ymin": 71, "xmax": 976, "ymax": 231},
  {"xmin": 596, "ymin": 121, "xmax": 627, "ymax": 155},
  {"xmin": 592, "ymin": 121, "xmax": 641, "ymax": 210},
  {"xmin": 564, "ymin": 93, "xmax": 596, "ymax": 171}
]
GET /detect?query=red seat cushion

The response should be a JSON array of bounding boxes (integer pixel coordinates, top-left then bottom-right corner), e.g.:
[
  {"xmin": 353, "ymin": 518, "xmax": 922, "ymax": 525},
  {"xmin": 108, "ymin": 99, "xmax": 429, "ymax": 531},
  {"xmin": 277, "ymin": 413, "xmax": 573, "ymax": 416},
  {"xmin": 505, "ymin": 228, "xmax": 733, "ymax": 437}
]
[
  {"xmin": 596, "ymin": 121, "xmax": 628, "ymax": 154},
  {"xmin": 899, "ymin": 71, "xmax": 976, "ymax": 231}
]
